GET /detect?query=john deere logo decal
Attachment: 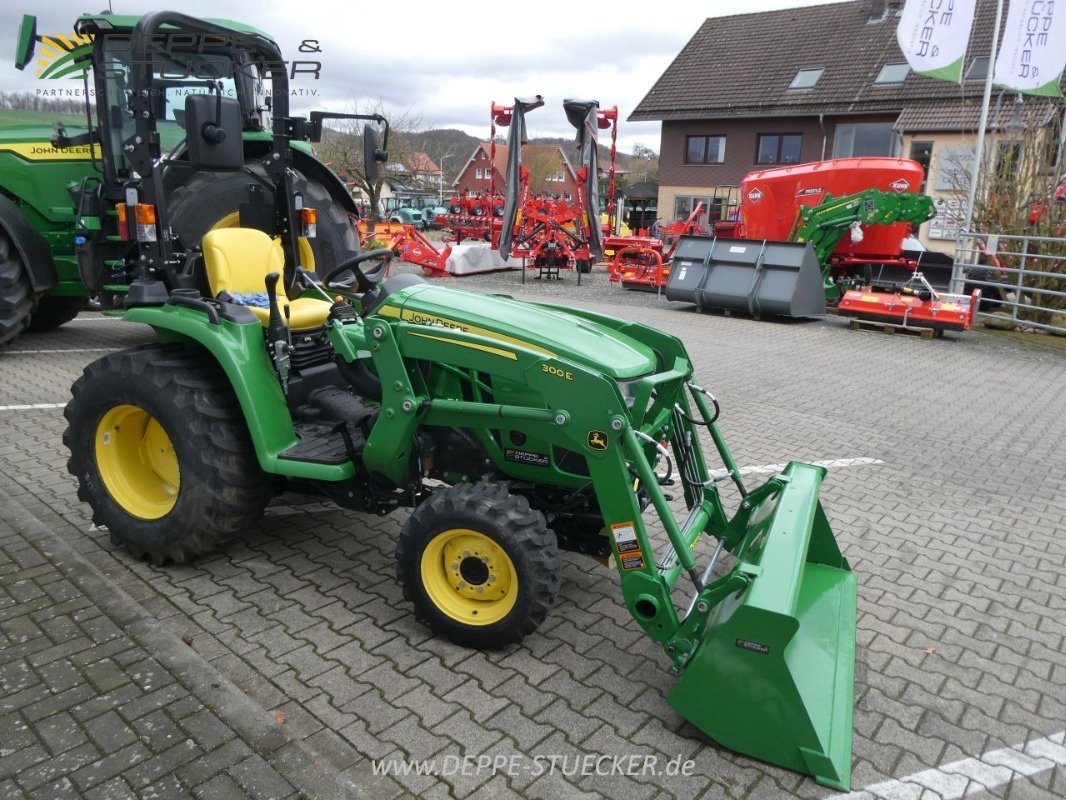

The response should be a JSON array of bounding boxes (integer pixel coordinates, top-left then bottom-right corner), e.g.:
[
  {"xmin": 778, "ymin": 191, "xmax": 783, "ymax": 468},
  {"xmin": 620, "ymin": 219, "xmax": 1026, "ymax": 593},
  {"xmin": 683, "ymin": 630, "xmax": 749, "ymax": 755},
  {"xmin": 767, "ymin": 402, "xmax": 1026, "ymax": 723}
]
[
  {"xmin": 36, "ymin": 33, "xmax": 93, "ymax": 80},
  {"xmin": 587, "ymin": 430, "xmax": 609, "ymax": 451}
]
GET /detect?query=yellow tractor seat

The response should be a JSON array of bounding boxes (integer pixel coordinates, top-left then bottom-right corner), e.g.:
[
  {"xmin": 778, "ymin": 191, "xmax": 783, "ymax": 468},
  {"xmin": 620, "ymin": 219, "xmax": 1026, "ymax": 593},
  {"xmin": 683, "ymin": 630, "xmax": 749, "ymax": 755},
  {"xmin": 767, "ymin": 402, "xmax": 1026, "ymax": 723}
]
[{"xmin": 201, "ymin": 228, "xmax": 332, "ymax": 330}]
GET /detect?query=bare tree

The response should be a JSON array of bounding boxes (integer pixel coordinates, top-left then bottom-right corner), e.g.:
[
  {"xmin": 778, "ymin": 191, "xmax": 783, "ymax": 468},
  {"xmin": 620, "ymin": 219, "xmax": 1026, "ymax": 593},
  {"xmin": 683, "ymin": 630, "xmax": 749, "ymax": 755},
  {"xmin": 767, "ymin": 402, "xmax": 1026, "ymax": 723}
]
[
  {"xmin": 943, "ymin": 103, "xmax": 1066, "ymax": 327},
  {"xmin": 315, "ymin": 100, "xmax": 422, "ymax": 222}
]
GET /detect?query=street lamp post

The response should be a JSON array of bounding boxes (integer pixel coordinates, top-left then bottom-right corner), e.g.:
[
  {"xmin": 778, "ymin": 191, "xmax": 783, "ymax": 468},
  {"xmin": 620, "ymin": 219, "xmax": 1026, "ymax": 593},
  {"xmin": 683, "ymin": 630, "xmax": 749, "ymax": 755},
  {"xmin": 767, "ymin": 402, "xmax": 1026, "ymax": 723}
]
[{"xmin": 439, "ymin": 154, "xmax": 447, "ymax": 205}]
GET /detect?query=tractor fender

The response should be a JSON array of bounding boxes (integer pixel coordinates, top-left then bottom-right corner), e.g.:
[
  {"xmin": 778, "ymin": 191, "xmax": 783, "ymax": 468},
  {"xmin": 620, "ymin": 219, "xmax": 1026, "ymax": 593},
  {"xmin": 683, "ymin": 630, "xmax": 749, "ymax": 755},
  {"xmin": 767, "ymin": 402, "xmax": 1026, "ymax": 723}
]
[
  {"xmin": 0, "ymin": 193, "xmax": 58, "ymax": 292},
  {"xmin": 289, "ymin": 148, "xmax": 359, "ymax": 217},
  {"xmin": 122, "ymin": 304, "xmax": 353, "ymax": 482}
]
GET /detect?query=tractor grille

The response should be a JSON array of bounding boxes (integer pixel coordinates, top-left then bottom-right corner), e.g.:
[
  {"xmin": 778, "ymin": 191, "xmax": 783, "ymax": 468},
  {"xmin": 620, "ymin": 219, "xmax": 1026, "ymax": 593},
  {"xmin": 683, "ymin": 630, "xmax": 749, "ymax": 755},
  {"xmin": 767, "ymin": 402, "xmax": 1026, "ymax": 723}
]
[{"xmin": 289, "ymin": 327, "xmax": 333, "ymax": 372}]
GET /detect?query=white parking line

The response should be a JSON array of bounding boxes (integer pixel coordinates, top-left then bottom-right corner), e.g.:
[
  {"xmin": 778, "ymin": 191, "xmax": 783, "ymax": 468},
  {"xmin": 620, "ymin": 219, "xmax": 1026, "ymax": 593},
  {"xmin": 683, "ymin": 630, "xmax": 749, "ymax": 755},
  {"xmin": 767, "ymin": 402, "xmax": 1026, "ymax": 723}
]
[
  {"xmin": 829, "ymin": 730, "xmax": 1066, "ymax": 800},
  {"xmin": 4, "ymin": 348, "xmax": 112, "ymax": 355},
  {"xmin": 0, "ymin": 403, "xmax": 66, "ymax": 412},
  {"xmin": 710, "ymin": 456, "xmax": 884, "ymax": 478}
]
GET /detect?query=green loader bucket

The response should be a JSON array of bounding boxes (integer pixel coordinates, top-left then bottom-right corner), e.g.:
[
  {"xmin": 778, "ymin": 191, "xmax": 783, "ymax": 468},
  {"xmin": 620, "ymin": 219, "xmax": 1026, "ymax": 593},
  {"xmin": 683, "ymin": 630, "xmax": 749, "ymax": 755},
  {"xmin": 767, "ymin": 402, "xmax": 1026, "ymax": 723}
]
[{"xmin": 668, "ymin": 462, "xmax": 856, "ymax": 790}]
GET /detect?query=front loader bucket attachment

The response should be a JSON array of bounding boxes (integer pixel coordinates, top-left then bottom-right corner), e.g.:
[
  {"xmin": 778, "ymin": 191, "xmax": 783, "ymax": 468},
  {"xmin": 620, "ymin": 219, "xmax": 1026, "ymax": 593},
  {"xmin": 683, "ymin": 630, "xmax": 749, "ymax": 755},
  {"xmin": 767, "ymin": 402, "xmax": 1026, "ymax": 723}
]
[
  {"xmin": 665, "ymin": 235, "xmax": 826, "ymax": 318},
  {"xmin": 668, "ymin": 463, "xmax": 856, "ymax": 790}
]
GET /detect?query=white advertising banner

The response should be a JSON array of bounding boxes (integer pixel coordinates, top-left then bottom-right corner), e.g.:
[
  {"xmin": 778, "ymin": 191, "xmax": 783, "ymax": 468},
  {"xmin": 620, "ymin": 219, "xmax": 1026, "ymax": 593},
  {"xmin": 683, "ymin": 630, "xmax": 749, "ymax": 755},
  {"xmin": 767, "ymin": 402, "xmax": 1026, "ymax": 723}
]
[
  {"xmin": 993, "ymin": 0, "xmax": 1066, "ymax": 96},
  {"xmin": 896, "ymin": 0, "xmax": 978, "ymax": 82}
]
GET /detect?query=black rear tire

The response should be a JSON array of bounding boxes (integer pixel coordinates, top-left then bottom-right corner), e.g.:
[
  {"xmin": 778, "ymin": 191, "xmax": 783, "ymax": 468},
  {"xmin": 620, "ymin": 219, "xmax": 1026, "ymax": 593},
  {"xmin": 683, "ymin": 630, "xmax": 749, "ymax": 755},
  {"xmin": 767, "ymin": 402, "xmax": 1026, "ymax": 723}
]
[
  {"xmin": 166, "ymin": 166, "xmax": 360, "ymax": 280},
  {"xmin": 64, "ymin": 343, "xmax": 271, "ymax": 564},
  {"xmin": 0, "ymin": 230, "xmax": 33, "ymax": 346},
  {"xmin": 396, "ymin": 481, "xmax": 560, "ymax": 649},
  {"xmin": 28, "ymin": 295, "xmax": 83, "ymax": 332}
]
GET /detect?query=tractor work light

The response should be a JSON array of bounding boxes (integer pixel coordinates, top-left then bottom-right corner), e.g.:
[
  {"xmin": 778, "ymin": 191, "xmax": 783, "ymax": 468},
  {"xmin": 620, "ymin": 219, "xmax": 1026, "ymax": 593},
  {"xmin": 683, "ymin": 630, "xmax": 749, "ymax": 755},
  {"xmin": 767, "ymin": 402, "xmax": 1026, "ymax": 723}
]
[
  {"xmin": 300, "ymin": 207, "xmax": 317, "ymax": 238},
  {"xmin": 116, "ymin": 203, "xmax": 157, "ymax": 242}
]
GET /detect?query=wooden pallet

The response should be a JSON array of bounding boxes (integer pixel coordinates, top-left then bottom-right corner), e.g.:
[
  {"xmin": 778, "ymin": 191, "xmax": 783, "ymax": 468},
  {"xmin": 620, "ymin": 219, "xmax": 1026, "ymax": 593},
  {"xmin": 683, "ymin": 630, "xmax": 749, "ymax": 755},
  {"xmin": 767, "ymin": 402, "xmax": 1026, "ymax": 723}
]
[{"xmin": 848, "ymin": 318, "xmax": 942, "ymax": 339}]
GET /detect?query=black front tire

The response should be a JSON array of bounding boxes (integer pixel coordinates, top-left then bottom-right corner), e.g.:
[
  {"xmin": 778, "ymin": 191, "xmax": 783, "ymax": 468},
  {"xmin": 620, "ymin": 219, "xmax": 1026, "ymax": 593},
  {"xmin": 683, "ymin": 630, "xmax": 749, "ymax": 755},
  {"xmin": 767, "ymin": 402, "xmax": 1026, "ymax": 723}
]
[
  {"xmin": 64, "ymin": 343, "xmax": 271, "ymax": 564},
  {"xmin": 28, "ymin": 295, "xmax": 83, "ymax": 332},
  {"xmin": 396, "ymin": 481, "xmax": 560, "ymax": 649},
  {"xmin": 0, "ymin": 230, "xmax": 33, "ymax": 346}
]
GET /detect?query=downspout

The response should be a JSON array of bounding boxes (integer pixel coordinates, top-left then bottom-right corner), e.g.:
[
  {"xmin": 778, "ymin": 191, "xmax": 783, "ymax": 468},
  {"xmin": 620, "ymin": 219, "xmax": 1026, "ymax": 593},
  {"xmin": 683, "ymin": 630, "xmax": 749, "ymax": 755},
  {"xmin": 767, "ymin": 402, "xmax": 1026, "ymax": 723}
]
[{"xmin": 819, "ymin": 113, "xmax": 827, "ymax": 160}]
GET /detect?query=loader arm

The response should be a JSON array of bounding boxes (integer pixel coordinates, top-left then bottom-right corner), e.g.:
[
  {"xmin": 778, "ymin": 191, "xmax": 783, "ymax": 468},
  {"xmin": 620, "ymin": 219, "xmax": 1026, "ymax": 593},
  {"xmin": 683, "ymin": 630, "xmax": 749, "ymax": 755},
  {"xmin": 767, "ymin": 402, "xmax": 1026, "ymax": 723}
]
[{"xmin": 789, "ymin": 188, "xmax": 936, "ymax": 284}]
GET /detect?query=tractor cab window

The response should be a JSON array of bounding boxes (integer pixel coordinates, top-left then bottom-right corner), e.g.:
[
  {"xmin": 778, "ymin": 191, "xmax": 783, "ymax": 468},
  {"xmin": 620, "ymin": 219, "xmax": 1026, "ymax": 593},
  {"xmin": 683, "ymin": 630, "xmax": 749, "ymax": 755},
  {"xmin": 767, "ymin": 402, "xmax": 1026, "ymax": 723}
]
[
  {"xmin": 99, "ymin": 35, "xmax": 240, "ymax": 178},
  {"xmin": 152, "ymin": 53, "xmax": 238, "ymax": 155}
]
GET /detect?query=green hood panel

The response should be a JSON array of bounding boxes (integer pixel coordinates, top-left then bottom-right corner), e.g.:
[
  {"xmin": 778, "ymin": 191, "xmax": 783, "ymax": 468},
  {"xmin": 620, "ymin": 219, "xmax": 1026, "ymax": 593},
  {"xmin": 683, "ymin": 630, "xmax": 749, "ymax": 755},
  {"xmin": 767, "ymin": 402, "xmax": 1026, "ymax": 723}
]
[{"xmin": 379, "ymin": 285, "xmax": 658, "ymax": 379}]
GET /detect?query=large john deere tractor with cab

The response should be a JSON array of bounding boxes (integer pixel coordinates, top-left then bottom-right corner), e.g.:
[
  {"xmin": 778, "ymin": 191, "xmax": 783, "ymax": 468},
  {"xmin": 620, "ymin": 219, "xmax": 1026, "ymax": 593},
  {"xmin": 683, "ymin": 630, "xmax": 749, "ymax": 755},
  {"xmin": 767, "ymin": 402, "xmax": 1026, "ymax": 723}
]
[
  {"xmin": 60, "ymin": 12, "xmax": 858, "ymax": 791},
  {"xmin": 0, "ymin": 11, "xmax": 361, "ymax": 345}
]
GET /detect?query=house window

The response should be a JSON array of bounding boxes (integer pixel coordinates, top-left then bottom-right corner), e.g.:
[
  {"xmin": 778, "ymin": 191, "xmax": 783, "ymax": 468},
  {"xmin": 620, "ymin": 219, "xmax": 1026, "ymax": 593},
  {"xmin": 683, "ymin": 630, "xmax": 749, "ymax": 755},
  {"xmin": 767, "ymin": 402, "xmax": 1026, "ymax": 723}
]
[
  {"xmin": 685, "ymin": 135, "xmax": 726, "ymax": 164},
  {"xmin": 875, "ymin": 63, "xmax": 910, "ymax": 84},
  {"xmin": 832, "ymin": 123, "xmax": 900, "ymax": 158},
  {"xmin": 756, "ymin": 134, "xmax": 803, "ymax": 165},
  {"xmin": 909, "ymin": 141, "xmax": 933, "ymax": 192},
  {"xmin": 475, "ymin": 168, "xmax": 484, "ymax": 179},
  {"xmin": 547, "ymin": 171, "xmax": 565, "ymax": 182},
  {"xmin": 965, "ymin": 56, "xmax": 990, "ymax": 81},
  {"xmin": 673, "ymin": 195, "xmax": 712, "ymax": 221},
  {"xmin": 789, "ymin": 68, "xmax": 823, "ymax": 89}
]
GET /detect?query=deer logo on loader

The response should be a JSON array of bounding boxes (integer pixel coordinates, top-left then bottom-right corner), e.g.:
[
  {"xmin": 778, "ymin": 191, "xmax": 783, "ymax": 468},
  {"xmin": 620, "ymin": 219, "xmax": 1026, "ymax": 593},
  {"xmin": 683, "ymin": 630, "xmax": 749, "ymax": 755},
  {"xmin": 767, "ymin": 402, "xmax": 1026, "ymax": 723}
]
[{"xmin": 587, "ymin": 430, "xmax": 609, "ymax": 451}]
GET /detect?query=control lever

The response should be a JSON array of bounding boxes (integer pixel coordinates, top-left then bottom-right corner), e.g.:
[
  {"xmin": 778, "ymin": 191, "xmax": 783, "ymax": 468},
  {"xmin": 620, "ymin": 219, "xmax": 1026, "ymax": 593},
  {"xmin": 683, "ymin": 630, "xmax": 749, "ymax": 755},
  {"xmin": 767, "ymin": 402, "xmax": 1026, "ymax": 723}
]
[{"xmin": 264, "ymin": 271, "xmax": 292, "ymax": 391}]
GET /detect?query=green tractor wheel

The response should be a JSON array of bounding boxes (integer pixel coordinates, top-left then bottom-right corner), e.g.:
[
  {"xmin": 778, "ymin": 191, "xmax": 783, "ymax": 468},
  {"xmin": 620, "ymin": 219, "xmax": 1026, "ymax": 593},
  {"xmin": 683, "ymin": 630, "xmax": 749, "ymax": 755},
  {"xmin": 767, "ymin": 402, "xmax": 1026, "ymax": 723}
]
[
  {"xmin": 28, "ymin": 295, "xmax": 84, "ymax": 332},
  {"xmin": 396, "ymin": 481, "xmax": 561, "ymax": 649},
  {"xmin": 0, "ymin": 229, "xmax": 33, "ymax": 346},
  {"xmin": 64, "ymin": 343, "xmax": 271, "ymax": 564}
]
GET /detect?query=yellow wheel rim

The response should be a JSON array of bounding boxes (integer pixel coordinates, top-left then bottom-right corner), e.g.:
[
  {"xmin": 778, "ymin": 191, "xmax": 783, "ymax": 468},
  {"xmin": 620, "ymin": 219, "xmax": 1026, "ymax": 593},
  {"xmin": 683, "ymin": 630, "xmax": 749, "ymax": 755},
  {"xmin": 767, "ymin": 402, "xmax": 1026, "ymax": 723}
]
[
  {"xmin": 212, "ymin": 211, "xmax": 316, "ymax": 270},
  {"xmin": 420, "ymin": 528, "xmax": 518, "ymax": 626},
  {"xmin": 94, "ymin": 404, "xmax": 180, "ymax": 519}
]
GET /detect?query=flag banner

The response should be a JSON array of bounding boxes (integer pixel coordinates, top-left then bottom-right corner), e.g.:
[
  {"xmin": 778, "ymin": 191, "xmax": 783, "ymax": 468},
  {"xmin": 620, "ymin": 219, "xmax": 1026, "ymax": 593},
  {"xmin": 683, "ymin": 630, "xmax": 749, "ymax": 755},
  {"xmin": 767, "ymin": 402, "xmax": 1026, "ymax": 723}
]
[
  {"xmin": 896, "ymin": 0, "xmax": 978, "ymax": 82},
  {"xmin": 994, "ymin": 0, "xmax": 1066, "ymax": 96}
]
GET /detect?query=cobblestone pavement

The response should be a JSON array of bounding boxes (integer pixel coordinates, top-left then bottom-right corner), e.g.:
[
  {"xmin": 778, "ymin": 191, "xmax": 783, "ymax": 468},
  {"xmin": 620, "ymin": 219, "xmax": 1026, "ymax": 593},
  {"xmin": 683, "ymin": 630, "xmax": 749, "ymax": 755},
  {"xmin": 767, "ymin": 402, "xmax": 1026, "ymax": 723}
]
[{"xmin": 1, "ymin": 270, "xmax": 1064, "ymax": 799}]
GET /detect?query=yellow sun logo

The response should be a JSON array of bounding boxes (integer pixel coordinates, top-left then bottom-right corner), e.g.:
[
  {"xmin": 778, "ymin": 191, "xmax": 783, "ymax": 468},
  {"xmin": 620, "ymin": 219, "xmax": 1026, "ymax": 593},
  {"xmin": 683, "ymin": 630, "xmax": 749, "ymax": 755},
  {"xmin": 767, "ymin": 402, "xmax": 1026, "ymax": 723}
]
[{"xmin": 36, "ymin": 33, "xmax": 93, "ymax": 80}]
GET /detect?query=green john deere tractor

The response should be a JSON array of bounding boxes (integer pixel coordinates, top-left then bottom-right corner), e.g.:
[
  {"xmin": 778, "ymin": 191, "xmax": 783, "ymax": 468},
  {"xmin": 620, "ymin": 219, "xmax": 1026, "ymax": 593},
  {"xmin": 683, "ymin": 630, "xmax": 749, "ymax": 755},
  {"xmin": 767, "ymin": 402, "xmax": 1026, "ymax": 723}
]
[
  {"xmin": 60, "ymin": 12, "xmax": 858, "ymax": 791},
  {"xmin": 1, "ymin": 11, "xmax": 362, "ymax": 345}
]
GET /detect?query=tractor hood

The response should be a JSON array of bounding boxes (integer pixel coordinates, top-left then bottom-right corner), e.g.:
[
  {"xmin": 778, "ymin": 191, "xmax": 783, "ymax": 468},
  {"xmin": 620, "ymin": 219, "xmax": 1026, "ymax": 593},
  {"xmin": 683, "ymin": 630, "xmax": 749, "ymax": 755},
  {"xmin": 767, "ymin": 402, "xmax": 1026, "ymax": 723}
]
[{"xmin": 376, "ymin": 284, "xmax": 658, "ymax": 379}]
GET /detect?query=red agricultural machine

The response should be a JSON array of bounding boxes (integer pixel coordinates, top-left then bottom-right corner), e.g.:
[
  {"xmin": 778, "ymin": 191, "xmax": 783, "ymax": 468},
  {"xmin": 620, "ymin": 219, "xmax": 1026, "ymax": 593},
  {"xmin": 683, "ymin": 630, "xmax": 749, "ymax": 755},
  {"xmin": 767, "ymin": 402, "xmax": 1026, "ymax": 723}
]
[
  {"xmin": 493, "ymin": 96, "xmax": 617, "ymax": 279},
  {"xmin": 607, "ymin": 202, "xmax": 708, "ymax": 290},
  {"xmin": 442, "ymin": 192, "xmax": 504, "ymax": 243},
  {"xmin": 356, "ymin": 220, "xmax": 452, "ymax": 277},
  {"xmin": 663, "ymin": 158, "xmax": 944, "ymax": 319}
]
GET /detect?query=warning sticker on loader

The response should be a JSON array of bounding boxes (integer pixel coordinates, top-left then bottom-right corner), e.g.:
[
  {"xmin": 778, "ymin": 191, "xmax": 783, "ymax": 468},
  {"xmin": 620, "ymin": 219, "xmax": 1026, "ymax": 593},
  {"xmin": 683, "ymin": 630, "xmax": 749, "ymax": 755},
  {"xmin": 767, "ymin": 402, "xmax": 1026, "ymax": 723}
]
[
  {"xmin": 610, "ymin": 522, "xmax": 640, "ymax": 554},
  {"xmin": 736, "ymin": 639, "xmax": 770, "ymax": 655}
]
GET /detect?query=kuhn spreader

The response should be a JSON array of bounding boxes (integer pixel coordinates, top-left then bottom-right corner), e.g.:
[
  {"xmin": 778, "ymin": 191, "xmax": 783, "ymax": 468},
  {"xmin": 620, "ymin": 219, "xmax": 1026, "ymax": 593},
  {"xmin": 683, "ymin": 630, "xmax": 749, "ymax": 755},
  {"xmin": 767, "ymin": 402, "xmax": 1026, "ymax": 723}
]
[
  {"xmin": 493, "ymin": 96, "xmax": 617, "ymax": 278},
  {"xmin": 661, "ymin": 158, "xmax": 940, "ymax": 317}
]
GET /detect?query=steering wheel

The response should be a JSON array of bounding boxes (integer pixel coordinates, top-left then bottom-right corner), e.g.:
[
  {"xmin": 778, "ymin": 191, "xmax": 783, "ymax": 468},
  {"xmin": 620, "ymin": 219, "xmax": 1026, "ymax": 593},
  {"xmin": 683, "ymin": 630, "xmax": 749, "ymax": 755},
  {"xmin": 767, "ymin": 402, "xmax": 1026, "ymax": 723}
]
[{"xmin": 320, "ymin": 248, "xmax": 392, "ymax": 292}]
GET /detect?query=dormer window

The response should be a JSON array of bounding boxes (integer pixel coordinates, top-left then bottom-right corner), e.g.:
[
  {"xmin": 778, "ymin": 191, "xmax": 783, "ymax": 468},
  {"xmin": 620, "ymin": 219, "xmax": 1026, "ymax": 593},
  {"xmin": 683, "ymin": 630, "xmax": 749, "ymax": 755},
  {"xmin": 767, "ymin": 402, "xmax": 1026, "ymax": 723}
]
[{"xmin": 789, "ymin": 68, "xmax": 823, "ymax": 89}]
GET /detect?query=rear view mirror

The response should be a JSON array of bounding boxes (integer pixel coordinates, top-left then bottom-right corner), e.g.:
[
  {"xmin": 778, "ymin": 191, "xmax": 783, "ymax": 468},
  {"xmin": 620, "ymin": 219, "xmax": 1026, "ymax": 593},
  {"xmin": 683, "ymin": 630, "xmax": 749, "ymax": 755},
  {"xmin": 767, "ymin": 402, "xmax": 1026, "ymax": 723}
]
[
  {"xmin": 363, "ymin": 123, "xmax": 387, "ymax": 182},
  {"xmin": 15, "ymin": 15, "xmax": 37, "ymax": 71},
  {"xmin": 185, "ymin": 94, "xmax": 243, "ymax": 171}
]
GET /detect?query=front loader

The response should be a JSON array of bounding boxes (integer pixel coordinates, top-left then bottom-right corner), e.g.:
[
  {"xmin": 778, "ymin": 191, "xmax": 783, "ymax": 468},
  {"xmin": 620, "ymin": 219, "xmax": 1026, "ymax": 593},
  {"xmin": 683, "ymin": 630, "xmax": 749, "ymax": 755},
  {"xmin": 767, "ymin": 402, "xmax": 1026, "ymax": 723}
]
[{"xmin": 59, "ymin": 19, "xmax": 858, "ymax": 789}]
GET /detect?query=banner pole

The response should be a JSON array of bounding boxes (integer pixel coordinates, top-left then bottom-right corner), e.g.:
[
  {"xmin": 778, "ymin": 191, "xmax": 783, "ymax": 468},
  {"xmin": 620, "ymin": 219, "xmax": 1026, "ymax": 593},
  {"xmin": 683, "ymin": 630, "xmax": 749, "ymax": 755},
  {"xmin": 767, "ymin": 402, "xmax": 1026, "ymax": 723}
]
[{"xmin": 961, "ymin": 0, "xmax": 1005, "ymax": 240}]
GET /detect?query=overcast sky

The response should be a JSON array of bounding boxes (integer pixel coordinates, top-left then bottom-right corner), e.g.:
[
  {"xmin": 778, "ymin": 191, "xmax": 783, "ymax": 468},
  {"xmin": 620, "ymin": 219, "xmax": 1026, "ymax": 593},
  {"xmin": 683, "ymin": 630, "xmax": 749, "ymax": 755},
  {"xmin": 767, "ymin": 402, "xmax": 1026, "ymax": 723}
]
[{"xmin": 0, "ymin": 0, "xmax": 839, "ymax": 154}]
